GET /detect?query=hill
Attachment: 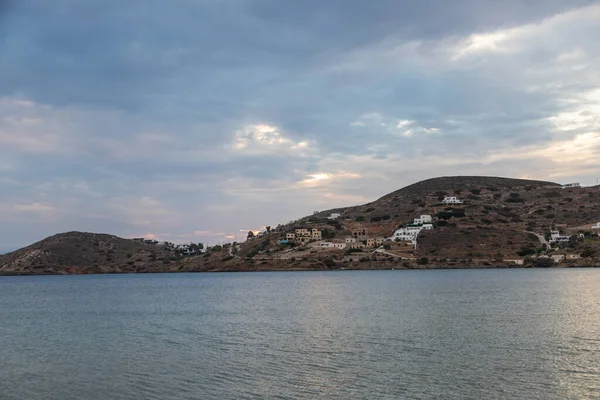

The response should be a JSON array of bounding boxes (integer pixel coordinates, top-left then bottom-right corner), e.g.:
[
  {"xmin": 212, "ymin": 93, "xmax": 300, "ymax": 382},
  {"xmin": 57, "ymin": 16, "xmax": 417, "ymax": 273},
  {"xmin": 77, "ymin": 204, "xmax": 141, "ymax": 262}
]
[
  {"xmin": 2, "ymin": 176, "xmax": 599, "ymax": 274},
  {"xmin": 0, "ymin": 232, "xmax": 183, "ymax": 275},
  {"xmin": 219, "ymin": 176, "xmax": 600, "ymax": 270}
]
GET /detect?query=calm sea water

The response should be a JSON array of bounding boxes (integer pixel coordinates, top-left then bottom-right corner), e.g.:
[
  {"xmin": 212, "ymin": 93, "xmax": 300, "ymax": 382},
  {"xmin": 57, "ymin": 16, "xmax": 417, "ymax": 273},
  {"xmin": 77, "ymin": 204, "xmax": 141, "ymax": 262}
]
[{"xmin": 1, "ymin": 270, "xmax": 599, "ymax": 400}]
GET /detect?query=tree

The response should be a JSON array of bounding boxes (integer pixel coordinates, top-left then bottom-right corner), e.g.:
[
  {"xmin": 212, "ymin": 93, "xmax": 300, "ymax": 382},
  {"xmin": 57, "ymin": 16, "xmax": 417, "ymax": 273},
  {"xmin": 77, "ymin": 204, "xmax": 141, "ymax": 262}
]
[
  {"xmin": 533, "ymin": 258, "xmax": 554, "ymax": 268},
  {"xmin": 266, "ymin": 226, "xmax": 271, "ymax": 234},
  {"xmin": 581, "ymin": 248, "xmax": 596, "ymax": 258},
  {"xmin": 247, "ymin": 231, "xmax": 255, "ymax": 240}
]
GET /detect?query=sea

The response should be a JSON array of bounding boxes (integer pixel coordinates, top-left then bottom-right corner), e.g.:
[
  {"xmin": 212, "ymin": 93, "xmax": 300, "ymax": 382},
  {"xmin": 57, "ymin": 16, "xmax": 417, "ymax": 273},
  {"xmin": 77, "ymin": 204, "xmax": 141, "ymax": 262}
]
[{"xmin": 1, "ymin": 269, "xmax": 599, "ymax": 400}]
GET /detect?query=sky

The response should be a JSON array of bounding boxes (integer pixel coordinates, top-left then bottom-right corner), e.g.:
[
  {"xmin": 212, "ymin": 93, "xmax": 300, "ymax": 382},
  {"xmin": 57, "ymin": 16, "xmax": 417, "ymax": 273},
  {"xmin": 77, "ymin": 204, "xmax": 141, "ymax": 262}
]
[{"xmin": 1, "ymin": 0, "xmax": 600, "ymax": 251}]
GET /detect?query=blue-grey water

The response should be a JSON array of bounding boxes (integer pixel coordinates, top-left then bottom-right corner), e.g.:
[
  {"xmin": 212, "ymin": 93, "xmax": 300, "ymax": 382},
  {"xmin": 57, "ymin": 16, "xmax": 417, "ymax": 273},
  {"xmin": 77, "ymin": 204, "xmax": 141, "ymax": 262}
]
[{"xmin": 1, "ymin": 269, "xmax": 599, "ymax": 400}]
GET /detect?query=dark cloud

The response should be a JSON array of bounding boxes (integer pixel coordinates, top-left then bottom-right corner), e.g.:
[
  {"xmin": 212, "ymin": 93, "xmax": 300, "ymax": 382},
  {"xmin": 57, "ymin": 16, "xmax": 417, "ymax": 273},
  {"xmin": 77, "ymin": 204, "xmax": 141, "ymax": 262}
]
[{"xmin": 1, "ymin": 0, "xmax": 599, "ymax": 248}]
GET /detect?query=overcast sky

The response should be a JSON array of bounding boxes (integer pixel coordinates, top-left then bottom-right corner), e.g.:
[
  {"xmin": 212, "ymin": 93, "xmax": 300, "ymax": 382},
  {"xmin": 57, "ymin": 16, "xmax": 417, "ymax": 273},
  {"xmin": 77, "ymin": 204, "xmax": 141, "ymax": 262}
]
[{"xmin": 1, "ymin": 0, "xmax": 600, "ymax": 251}]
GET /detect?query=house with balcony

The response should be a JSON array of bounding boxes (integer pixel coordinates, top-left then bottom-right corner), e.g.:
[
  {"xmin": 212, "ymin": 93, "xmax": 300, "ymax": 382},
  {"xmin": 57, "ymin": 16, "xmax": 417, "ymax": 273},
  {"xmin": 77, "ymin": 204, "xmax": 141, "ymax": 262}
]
[
  {"xmin": 352, "ymin": 228, "xmax": 368, "ymax": 240},
  {"xmin": 311, "ymin": 229, "xmax": 322, "ymax": 240}
]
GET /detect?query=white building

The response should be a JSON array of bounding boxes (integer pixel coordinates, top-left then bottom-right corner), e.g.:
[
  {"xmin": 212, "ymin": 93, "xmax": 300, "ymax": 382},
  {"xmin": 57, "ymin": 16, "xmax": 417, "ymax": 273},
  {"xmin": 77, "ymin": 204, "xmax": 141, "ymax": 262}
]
[
  {"xmin": 345, "ymin": 237, "xmax": 357, "ymax": 243},
  {"xmin": 562, "ymin": 182, "xmax": 581, "ymax": 189},
  {"xmin": 327, "ymin": 213, "xmax": 341, "ymax": 220},
  {"xmin": 320, "ymin": 242, "xmax": 346, "ymax": 249},
  {"xmin": 442, "ymin": 196, "xmax": 463, "ymax": 205},
  {"xmin": 413, "ymin": 215, "xmax": 432, "ymax": 225},
  {"xmin": 421, "ymin": 223, "xmax": 434, "ymax": 230},
  {"xmin": 549, "ymin": 230, "xmax": 570, "ymax": 244},
  {"xmin": 391, "ymin": 226, "xmax": 423, "ymax": 242},
  {"xmin": 592, "ymin": 222, "xmax": 600, "ymax": 230}
]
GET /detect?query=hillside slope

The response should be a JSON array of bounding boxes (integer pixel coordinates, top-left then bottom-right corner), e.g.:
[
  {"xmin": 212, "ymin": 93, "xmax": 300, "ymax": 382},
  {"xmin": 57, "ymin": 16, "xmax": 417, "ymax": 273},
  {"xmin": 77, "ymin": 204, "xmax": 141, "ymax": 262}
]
[
  {"xmin": 3, "ymin": 176, "xmax": 599, "ymax": 275},
  {"xmin": 220, "ymin": 176, "xmax": 600, "ymax": 269},
  {"xmin": 0, "ymin": 232, "xmax": 182, "ymax": 274}
]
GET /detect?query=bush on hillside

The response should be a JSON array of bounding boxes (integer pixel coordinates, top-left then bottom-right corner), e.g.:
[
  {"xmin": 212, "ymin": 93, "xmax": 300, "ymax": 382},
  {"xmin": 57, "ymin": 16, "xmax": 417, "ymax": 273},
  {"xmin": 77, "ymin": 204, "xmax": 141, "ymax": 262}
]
[
  {"xmin": 533, "ymin": 258, "xmax": 554, "ymax": 268},
  {"xmin": 516, "ymin": 247, "xmax": 536, "ymax": 257}
]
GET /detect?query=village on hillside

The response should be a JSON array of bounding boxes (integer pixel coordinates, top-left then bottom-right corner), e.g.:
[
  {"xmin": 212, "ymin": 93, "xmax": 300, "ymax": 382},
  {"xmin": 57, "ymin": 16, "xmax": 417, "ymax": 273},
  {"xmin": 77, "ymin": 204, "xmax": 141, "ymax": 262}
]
[{"xmin": 237, "ymin": 182, "xmax": 600, "ymax": 268}]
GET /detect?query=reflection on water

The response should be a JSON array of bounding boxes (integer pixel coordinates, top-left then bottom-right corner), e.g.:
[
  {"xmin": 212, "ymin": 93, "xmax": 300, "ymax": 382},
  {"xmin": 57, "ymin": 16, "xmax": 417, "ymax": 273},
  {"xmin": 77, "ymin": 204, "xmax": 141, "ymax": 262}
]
[{"xmin": 0, "ymin": 269, "xmax": 599, "ymax": 400}]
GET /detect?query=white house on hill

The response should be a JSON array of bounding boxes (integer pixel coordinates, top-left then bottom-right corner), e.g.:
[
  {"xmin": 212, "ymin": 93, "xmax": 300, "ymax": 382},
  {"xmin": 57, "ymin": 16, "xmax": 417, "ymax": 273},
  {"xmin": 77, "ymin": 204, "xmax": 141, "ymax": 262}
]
[
  {"xmin": 549, "ymin": 230, "xmax": 570, "ymax": 244},
  {"xmin": 562, "ymin": 182, "xmax": 581, "ymax": 189},
  {"xmin": 327, "ymin": 213, "xmax": 341, "ymax": 220},
  {"xmin": 442, "ymin": 196, "xmax": 463, "ymax": 205},
  {"xmin": 392, "ymin": 226, "xmax": 423, "ymax": 242},
  {"xmin": 592, "ymin": 222, "xmax": 600, "ymax": 230},
  {"xmin": 414, "ymin": 215, "xmax": 432, "ymax": 225}
]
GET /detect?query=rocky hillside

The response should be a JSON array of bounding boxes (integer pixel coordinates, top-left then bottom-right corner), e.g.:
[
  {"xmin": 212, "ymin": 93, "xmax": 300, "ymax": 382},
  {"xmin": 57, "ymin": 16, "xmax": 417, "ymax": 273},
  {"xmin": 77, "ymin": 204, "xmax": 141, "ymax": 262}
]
[
  {"xmin": 226, "ymin": 176, "xmax": 600, "ymax": 268},
  {"xmin": 0, "ymin": 232, "xmax": 183, "ymax": 275},
  {"xmin": 2, "ymin": 176, "xmax": 599, "ymax": 275}
]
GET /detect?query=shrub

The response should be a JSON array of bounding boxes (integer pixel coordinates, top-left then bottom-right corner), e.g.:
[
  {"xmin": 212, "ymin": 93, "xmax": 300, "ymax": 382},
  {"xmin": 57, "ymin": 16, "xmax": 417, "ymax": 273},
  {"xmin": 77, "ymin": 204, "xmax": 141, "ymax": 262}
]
[
  {"xmin": 470, "ymin": 188, "xmax": 481, "ymax": 195},
  {"xmin": 533, "ymin": 258, "xmax": 554, "ymax": 268},
  {"xmin": 581, "ymin": 248, "xmax": 596, "ymax": 258},
  {"xmin": 481, "ymin": 218, "xmax": 493, "ymax": 225},
  {"xmin": 516, "ymin": 247, "xmax": 536, "ymax": 257},
  {"xmin": 323, "ymin": 257, "xmax": 337, "ymax": 268},
  {"xmin": 355, "ymin": 216, "xmax": 365, "ymax": 222},
  {"xmin": 545, "ymin": 191, "xmax": 562, "ymax": 198},
  {"xmin": 221, "ymin": 256, "xmax": 234, "ymax": 262},
  {"xmin": 345, "ymin": 248, "xmax": 363, "ymax": 254},
  {"xmin": 493, "ymin": 193, "xmax": 502, "ymax": 199},
  {"xmin": 370, "ymin": 215, "xmax": 391, "ymax": 222},
  {"xmin": 417, "ymin": 257, "xmax": 429, "ymax": 265}
]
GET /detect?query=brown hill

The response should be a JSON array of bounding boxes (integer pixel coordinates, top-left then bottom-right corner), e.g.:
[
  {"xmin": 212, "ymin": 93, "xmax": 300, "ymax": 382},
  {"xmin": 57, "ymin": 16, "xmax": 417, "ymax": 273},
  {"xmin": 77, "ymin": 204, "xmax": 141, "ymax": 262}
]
[
  {"xmin": 228, "ymin": 176, "xmax": 600, "ymax": 268},
  {"xmin": 0, "ymin": 232, "xmax": 182, "ymax": 275},
  {"xmin": 3, "ymin": 176, "xmax": 599, "ymax": 274}
]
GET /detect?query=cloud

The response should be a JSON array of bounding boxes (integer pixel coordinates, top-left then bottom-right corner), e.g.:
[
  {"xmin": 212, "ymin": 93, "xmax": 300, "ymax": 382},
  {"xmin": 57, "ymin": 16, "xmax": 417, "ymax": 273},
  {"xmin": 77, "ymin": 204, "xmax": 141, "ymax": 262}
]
[
  {"xmin": 1, "ymin": 1, "xmax": 600, "ymax": 249},
  {"xmin": 232, "ymin": 124, "xmax": 313, "ymax": 155}
]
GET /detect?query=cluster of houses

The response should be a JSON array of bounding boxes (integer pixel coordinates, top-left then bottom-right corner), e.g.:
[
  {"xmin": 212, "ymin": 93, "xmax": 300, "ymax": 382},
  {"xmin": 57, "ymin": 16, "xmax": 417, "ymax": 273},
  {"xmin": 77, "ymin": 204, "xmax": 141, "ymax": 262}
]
[
  {"xmin": 279, "ymin": 227, "xmax": 388, "ymax": 250},
  {"xmin": 131, "ymin": 238, "xmax": 204, "ymax": 255},
  {"xmin": 279, "ymin": 228, "xmax": 323, "ymax": 245},
  {"xmin": 390, "ymin": 215, "xmax": 434, "ymax": 245},
  {"xmin": 549, "ymin": 222, "xmax": 600, "ymax": 244},
  {"xmin": 318, "ymin": 235, "xmax": 386, "ymax": 250}
]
